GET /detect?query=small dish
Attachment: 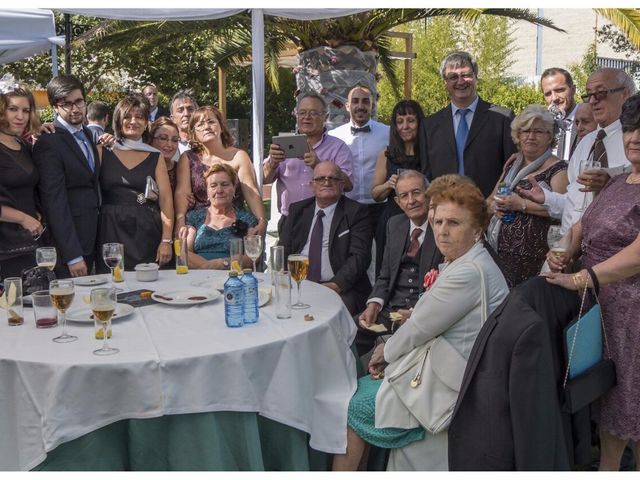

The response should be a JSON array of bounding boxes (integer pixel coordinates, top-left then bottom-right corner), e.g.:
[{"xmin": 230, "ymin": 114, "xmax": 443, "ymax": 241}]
[
  {"xmin": 135, "ymin": 262, "xmax": 159, "ymax": 282},
  {"xmin": 73, "ymin": 275, "xmax": 109, "ymax": 287}
]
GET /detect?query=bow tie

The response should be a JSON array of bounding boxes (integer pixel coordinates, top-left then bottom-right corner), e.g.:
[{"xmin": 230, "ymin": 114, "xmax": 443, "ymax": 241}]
[{"xmin": 351, "ymin": 125, "xmax": 371, "ymax": 134}]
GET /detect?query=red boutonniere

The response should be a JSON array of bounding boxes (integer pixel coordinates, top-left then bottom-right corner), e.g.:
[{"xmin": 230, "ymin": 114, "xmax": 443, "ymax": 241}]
[{"xmin": 423, "ymin": 268, "xmax": 439, "ymax": 290}]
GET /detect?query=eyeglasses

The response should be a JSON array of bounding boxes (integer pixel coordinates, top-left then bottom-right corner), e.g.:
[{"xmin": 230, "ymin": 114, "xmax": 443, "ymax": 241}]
[
  {"xmin": 194, "ymin": 118, "xmax": 217, "ymax": 131},
  {"xmin": 581, "ymin": 86, "xmax": 625, "ymax": 102},
  {"xmin": 312, "ymin": 176, "xmax": 342, "ymax": 184},
  {"xmin": 153, "ymin": 134, "xmax": 180, "ymax": 143},
  {"xmin": 519, "ymin": 128, "xmax": 550, "ymax": 137},
  {"xmin": 295, "ymin": 110, "xmax": 325, "ymax": 118},
  {"xmin": 444, "ymin": 72, "xmax": 475, "ymax": 83},
  {"xmin": 56, "ymin": 99, "xmax": 86, "ymax": 111}
]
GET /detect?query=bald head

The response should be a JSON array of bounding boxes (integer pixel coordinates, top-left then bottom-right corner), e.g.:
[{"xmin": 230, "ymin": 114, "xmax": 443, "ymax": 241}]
[
  {"xmin": 574, "ymin": 103, "xmax": 597, "ymax": 140},
  {"xmin": 585, "ymin": 68, "xmax": 635, "ymax": 127}
]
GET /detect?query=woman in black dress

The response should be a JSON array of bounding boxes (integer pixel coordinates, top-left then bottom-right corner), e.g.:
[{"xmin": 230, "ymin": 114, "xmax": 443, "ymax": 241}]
[
  {"xmin": 97, "ymin": 94, "xmax": 174, "ymax": 272},
  {"xmin": 370, "ymin": 100, "xmax": 425, "ymax": 276},
  {"xmin": 0, "ymin": 80, "xmax": 43, "ymax": 279}
]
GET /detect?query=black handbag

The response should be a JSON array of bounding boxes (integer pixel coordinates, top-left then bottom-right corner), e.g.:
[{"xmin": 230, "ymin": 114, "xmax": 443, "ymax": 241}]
[
  {"xmin": 0, "ymin": 222, "xmax": 38, "ymax": 261},
  {"xmin": 561, "ymin": 271, "xmax": 616, "ymax": 414}
]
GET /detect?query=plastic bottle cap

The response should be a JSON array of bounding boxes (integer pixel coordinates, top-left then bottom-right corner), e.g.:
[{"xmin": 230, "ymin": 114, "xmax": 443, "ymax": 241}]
[
  {"xmin": 243, "ymin": 268, "xmax": 252, "ymax": 274},
  {"xmin": 229, "ymin": 271, "xmax": 238, "ymax": 277}
]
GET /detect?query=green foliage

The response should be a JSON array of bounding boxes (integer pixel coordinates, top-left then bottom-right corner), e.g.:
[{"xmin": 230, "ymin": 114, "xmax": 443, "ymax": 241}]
[
  {"xmin": 597, "ymin": 24, "xmax": 640, "ymax": 81},
  {"xmin": 568, "ymin": 43, "xmax": 599, "ymax": 95},
  {"xmin": 377, "ymin": 16, "xmax": 544, "ymax": 123}
]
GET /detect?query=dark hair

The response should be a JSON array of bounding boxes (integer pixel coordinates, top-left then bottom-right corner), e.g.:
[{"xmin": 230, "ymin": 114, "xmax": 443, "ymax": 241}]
[
  {"xmin": 188, "ymin": 106, "xmax": 234, "ymax": 152},
  {"xmin": 0, "ymin": 85, "xmax": 40, "ymax": 134},
  {"xmin": 112, "ymin": 94, "xmax": 150, "ymax": 140},
  {"xmin": 46, "ymin": 74, "xmax": 85, "ymax": 106},
  {"xmin": 386, "ymin": 99, "xmax": 424, "ymax": 165},
  {"xmin": 430, "ymin": 182, "xmax": 490, "ymax": 231},
  {"xmin": 620, "ymin": 93, "xmax": 640, "ymax": 132},
  {"xmin": 540, "ymin": 67, "xmax": 574, "ymax": 89},
  {"xmin": 170, "ymin": 89, "xmax": 199, "ymax": 115},
  {"xmin": 87, "ymin": 101, "xmax": 109, "ymax": 122},
  {"xmin": 148, "ymin": 116, "xmax": 179, "ymax": 140}
]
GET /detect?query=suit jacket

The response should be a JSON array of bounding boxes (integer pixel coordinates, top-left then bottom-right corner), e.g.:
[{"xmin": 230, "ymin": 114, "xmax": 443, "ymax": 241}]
[
  {"xmin": 278, "ymin": 195, "xmax": 373, "ymax": 315},
  {"xmin": 32, "ymin": 119, "xmax": 101, "ymax": 265},
  {"xmin": 449, "ymin": 288, "xmax": 571, "ymax": 471},
  {"xmin": 369, "ymin": 213, "xmax": 442, "ymax": 305},
  {"xmin": 420, "ymin": 97, "xmax": 517, "ymax": 197},
  {"xmin": 150, "ymin": 105, "xmax": 170, "ymax": 121}
]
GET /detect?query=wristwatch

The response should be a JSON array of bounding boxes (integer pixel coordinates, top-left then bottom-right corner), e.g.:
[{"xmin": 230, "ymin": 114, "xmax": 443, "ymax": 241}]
[
  {"xmin": 222, "ymin": 258, "xmax": 230, "ymax": 269},
  {"xmin": 161, "ymin": 239, "xmax": 173, "ymax": 244}
]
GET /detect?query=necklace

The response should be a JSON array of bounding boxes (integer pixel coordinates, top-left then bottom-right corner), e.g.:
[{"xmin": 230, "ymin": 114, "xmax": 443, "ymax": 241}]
[{"xmin": 626, "ymin": 174, "xmax": 640, "ymax": 184}]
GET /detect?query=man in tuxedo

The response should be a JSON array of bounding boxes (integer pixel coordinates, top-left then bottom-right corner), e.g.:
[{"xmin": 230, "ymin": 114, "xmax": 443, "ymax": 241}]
[
  {"xmin": 143, "ymin": 83, "xmax": 170, "ymax": 122},
  {"xmin": 33, "ymin": 75, "xmax": 101, "ymax": 277},
  {"xmin": 278, "ymin": 161, "xmax": 372, "ymax": 316},
  {"xmin": 420, "ymin": 51, "xmax": 516, "ymax": 198},
  {"xmin": 541, "ymin": 67, "xmax": 578, "ymax": 161},
  {"xmin": 355, "ymin": 170, "xmax": 443, "ymax": 355}
]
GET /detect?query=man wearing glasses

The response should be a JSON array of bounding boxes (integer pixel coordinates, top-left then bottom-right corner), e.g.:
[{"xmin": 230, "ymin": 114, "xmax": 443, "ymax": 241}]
[
  {"xmin": 278, "ymin": 161, "xmax": 372, "ymax": 315},
  {"xmin": 419, "ymin": 51, "xmax": 516, "ymax": 198},
  {"xmin": 263, "ymin": 93, "xmax": 353, "ymax": 219},
  {"xmin": 33, "ymin": 75, "xmax": 101, "ymax": 277}
]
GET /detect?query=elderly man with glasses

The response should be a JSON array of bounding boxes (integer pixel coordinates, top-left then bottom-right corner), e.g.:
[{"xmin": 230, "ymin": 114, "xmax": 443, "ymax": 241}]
[
  {"xmin": 263, "ymin": 93, "xmax": 353, "ymax": 221},
  {"xmin": 278, "ymin": 161, "xmax": 372, "ymax": 315}
]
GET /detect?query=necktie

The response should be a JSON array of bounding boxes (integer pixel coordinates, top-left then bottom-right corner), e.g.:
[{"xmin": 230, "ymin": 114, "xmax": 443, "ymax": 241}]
[
  {"xmin": 406, "ymin": 228, "xmax": 422, "ymax": 258},
  {"xmin": 351, "ymin": 125, "xmax": 371, "ymax": 134},
  {"xmin": 455, "ymin": 109, "xmax": 470, "ymax": 175},
  {"xmin": 307, "ymin": 210, "xmax": 325, "ymax": 282},
  {"xmin": 593, "ymin": 129, "xmax": 608, "ymax": 168},
  {"xmin": 73, "ymin": 130, "xmax": 95, "ymax": 171}
]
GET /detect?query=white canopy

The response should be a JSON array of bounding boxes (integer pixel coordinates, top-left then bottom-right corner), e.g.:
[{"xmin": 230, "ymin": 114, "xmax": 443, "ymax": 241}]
[
  {"xmin": 0, "ymin": 9, "xmax": 64, "ymax": 65},
  {"xmin": 60, "ymin": 8, "xmax": 368, "ymax": 185}
]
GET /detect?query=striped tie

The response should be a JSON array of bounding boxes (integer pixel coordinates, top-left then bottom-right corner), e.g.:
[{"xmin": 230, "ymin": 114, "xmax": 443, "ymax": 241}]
[{"xmin": 593, "ymin": 129, "xmax": 608, "ymax": 168}]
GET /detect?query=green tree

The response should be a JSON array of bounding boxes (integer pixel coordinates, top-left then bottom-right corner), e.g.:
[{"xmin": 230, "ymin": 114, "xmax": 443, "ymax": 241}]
[{"xmin": 568, "ymin": 43, "xmax": 599, "ymax": 95}]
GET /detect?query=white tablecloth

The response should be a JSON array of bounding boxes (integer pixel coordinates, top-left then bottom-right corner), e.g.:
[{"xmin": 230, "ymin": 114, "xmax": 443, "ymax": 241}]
[{"xmin": 0, "ymin": 270, "xmax": 357, "ymax": 471}]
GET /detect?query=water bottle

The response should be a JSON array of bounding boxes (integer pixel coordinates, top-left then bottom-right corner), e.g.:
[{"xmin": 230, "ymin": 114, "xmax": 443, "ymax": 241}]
[
  {"xmin": 224, "ymin": 271, "xmax": 244, "ymax": 328},
  {"xmin": 497, "ymin": 182, "xmax": 516, "ymax": 224},
  {"xmin": 241, "ymin": 268, "xmax": 259, "ymax": 324}
]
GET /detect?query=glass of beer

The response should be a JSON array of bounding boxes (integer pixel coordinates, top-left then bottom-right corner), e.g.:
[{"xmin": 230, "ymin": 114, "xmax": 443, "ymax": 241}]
[
  {"xmin": 288, "ymin": 254, "xmax": 310, "ymax": 309},
  {"xmin": 50, "ymin": 279, "xmax": 77, "ymax": 343},
  {"xmin": 91, "ymin": 287, "xmax": 119, "ymax": 356},
  {"xmin": 36, "ymin": 247, "xmax": 57, "ymax": 271}
]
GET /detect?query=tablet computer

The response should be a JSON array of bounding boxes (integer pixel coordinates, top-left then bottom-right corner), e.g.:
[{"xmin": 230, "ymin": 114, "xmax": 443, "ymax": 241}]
[{"xmin": 272, "ymin": 134, "xmax": 309, "ymax": 159}]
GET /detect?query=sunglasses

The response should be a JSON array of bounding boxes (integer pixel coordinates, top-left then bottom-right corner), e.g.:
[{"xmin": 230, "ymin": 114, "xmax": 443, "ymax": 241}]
[{"xmin": 581, "ymin": 86, "xmax": 625, "ymax": 102}]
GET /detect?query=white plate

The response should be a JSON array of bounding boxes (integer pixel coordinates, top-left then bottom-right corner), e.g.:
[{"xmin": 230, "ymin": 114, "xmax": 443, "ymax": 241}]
[
  {"xmin": 258, "ymin": 288, "xmax": 271, "ymax": 307},
  {"xmin": 66, "ymin": 303, "xmax": 135, "ymax": 323},
  {"xmin": 152, "ymin": 288, "xmax": 221, "ymax": 306},
  {"xmin": 73, "ymin": 275, "xmax": 109, "ymax": 287},
  {"xmin": 190, "ymin": 278, "xmax": 226, "ymax": 292}
]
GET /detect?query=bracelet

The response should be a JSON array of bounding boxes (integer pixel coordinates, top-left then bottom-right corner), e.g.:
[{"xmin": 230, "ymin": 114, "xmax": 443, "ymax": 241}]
[
  {"xmin": 161, "ymin": 239, "xmax": 173, "ymax": 244},
  {"xmin": 521, "ymin": 199, "xmax": 527, "ymax": 212},
  {"xmin": 572, "ymin": 272, "xmax": 588, "ymax": 290},
  {"xmin": 257, "ymin": 217, "xmax": 266, "ymax": 224}
]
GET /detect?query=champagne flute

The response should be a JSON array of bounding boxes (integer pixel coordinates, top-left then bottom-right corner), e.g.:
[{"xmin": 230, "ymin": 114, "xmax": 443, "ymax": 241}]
[
  {"xmin": 547, "ymin": 226, "xmax": 565, "ymax": 259},
  {"xmin": 288, "ymin": 254, "xmax": 310, "ymax": 309},
  {"xmin": 575, "ymin": 159, "xmax": 601, "ymax": 212},
  {"xmin": 244, "ymin": 235, "xmax": 263, "ymax": 274},
  {"xmin": 102, "ymin": 243, "xmax": 123, "ymax": 286},
  {"xmin": 91, "ymin": 287, "xmax": 119, "ymax": 356},
  {"xmin": 50, "ymin": 279, "xmax": 77, "ymax": 343},
  {"xmin": 36, "ymin": 247, "xmax": 57, "ymax": 271}
]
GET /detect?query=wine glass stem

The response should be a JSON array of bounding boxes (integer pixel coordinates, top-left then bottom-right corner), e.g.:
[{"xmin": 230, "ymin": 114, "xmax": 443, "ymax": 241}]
[
  {"xmin": 252, "ymin": 259, "xmax": 257, "ymax": 273},
  {"xmin": 60, "ymin": 311, "xmax": 67, "ymax": 336},
  {"xmin": 103, "ymin": 322, "xmax": 109, "ymax": 351},
  {"xmin": 296, "ymin": 281, "xmax": 302, "ymax": 305}
]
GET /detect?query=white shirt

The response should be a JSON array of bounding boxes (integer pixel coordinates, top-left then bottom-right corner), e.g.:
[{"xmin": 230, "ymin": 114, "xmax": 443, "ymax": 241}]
[
  {"xmin": 329, "ymin": 119, "xmax": 389, "ymax": 204},
  {"xmin": 149, "ymin": 106, "xmax": 159, "ymax": 122},
  {"xmin": 178, "ymin": 140, "xmax": 190, "ymax": 154},
  {"xmin": 451, "ymin": 96, "xmax": 480, "ymax": 132},
  {"xmin": 301, "ymin": 201, "xmax": 338, "ymax": 282},
  {"xmin": 368, "ymin": 217, "xmax": 430, "ymax": 308},
  {"xmin": 559, "ymin": 119, "xmax": 630, "ymax": 233}
]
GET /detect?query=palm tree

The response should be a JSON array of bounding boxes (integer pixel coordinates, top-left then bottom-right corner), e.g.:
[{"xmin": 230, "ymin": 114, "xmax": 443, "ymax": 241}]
[
  {"xmin": 77, "ymin": 9, "xmax": 561, "ymax": 126},
  {"xmin": 595, "ymin": 9, "xmax": 640, "ymax": 49}
]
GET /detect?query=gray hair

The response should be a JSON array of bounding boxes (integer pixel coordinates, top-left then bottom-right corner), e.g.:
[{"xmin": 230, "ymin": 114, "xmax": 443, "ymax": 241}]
[
  {"xmin": 511, "ymin": 104, "xmax": 557, "ymax": 149},
  {"xmin": 395, "ymin": 169, "xmax": 429, "ymax": 194},
  {"xmin": 170, "ymin": 89, "xmax": 199, "ymax": 115},
  {"xmin": 296, "ymin": 92, "xmax": 327, "ymax": 112},
  {"xmin": 440, "ymin": 51, "xmax": 478, "ymax": 79},
  {"xmin": 615, "ymin": 69, "xmax": 637, "ymax": 95}
]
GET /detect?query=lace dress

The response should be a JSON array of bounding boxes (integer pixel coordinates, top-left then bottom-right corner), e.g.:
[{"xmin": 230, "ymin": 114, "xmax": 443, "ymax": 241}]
[
  {"xmin": 581, "ymin": 174, "xmax": 640, "ymax": 440},
  {"xmin": 497, "ymin": 161, "xmax": 567, "ymax": 287}
]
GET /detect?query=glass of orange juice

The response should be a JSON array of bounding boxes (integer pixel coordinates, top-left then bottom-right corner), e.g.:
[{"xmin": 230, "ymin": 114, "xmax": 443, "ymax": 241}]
[{"xmin": 174, "ymin": 238, "xmax": 189, "ymax": 274}]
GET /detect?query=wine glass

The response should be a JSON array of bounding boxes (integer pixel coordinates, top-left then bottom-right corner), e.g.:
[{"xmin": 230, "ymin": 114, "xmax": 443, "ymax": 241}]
[
  {"xmin": 35, "ymin": 247, "xmax": 56, "ymax": 271},
  {"xmin": 102, "ymin": 243, "xmax": 123, "ymax": 286},
  {"xmin": 575, "ymin": 159, "xmax": 601, "ymax": 212},
  {"xmin": 547, "ymin": 226, "xmax": 572, "ymax": 271},
  {"xmin": 50, "ymin": 279, "xmax": 77, "ymax": 343},
  {"xmin": 91, "ymin": 287, "xmax": 119, "ymax": 356},
  {"xmin": 244, "ymin": 235, "xmax": 263, "ymax": 274},
  {"xmin": 287, "ymin": 254, "xmax": 310, "ymax": 309}
]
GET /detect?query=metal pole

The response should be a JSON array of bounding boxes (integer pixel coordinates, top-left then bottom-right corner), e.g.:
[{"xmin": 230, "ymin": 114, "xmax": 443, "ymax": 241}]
[
  {"xmin": 51, "ymin": 44, "xmax": 59, "ymax": 78},
  {"xmin": 217, "ymin": 66, "xmax": 227, "ymax": 118},
  {"xmin": 64, "ymin": 14, "xmax": 71, "ymax": 74}
]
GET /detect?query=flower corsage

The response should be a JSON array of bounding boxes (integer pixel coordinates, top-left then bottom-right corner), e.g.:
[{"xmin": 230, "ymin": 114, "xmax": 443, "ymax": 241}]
[{"xmin": 423, "ymin": 268, "xmax": 439, "ymax": 290}]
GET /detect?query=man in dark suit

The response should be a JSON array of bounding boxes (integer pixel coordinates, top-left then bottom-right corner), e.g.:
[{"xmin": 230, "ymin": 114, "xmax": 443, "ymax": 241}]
[
  {"xmin": 33, "ymin": 75, "xmax": 101, "ymax": 277},
  {"xmin": 278, "ymin": 161, "xmax": 372, "ymax": 316},
  {"xmin": 143, "ymin": 83, "xmax": 170, "ymax": 122},
  {"xmin": 355, "ymin": 170, "xmax": 443, "ymax": 355},
  {"xmin": 420, "ymin": 51, "xmax": 517, "ymax": 198}
]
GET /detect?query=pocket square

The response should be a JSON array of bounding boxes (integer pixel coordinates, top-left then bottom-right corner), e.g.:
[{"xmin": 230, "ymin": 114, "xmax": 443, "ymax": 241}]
[{"xmin": 338, "ymin": 229, "xmax": 350, "ymax": 238}]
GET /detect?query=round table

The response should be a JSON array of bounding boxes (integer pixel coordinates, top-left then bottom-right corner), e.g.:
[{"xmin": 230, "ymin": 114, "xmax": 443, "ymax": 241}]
[{"xmin": 0, "ymin": 270, "xmax": 357, "ymax": 471}]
